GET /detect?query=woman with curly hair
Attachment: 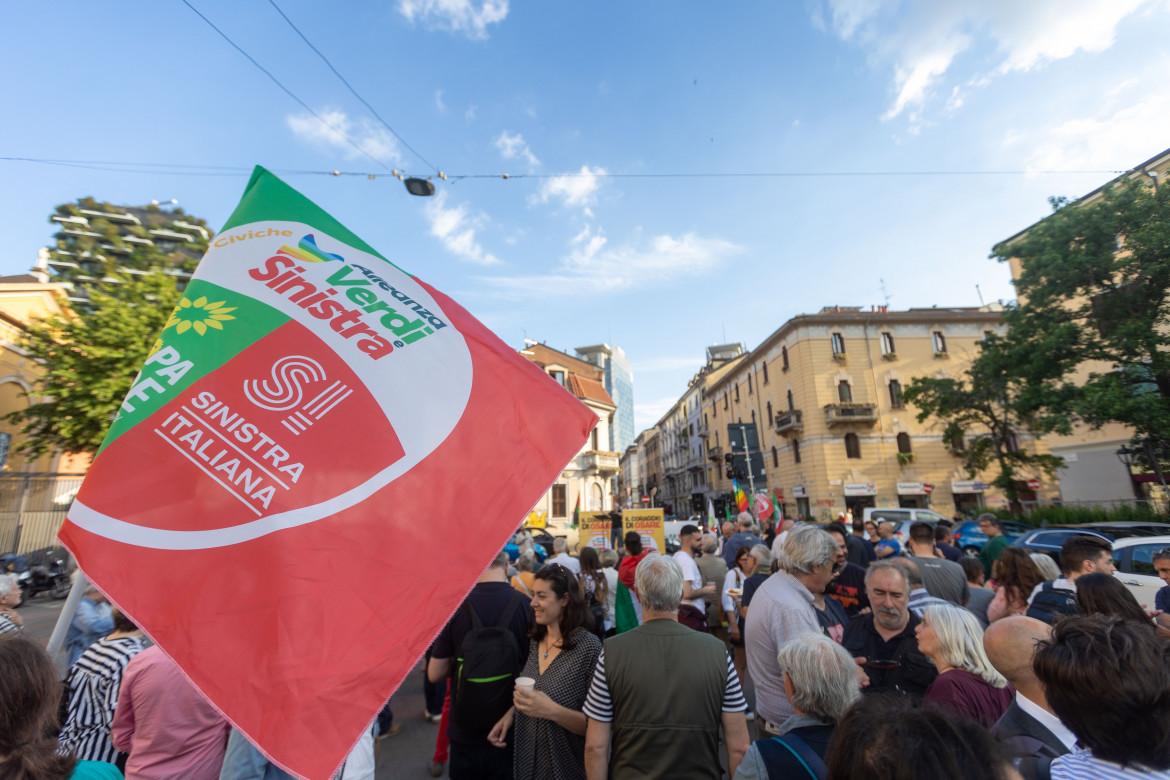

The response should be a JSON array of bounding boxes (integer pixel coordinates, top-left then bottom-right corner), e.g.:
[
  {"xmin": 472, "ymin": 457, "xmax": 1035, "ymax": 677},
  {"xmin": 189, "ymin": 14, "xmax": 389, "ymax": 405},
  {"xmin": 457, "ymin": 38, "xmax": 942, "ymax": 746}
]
[{"xmin": 987, "ymin": 548, "xmax": 1043, "ymax": 623}]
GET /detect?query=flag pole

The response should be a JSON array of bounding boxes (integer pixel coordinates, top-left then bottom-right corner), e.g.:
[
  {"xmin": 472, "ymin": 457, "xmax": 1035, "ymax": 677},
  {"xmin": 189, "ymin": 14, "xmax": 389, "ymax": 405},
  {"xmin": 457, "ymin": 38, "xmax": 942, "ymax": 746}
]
[{"xmin": 46, "ymin": 569, "xmax": 88, "ymax": 673}]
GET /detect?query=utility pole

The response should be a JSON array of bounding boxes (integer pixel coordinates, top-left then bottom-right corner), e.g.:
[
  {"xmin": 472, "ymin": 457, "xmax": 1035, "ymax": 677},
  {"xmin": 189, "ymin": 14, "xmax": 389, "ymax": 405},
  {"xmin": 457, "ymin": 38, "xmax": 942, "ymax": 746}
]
[{"xmin": 739, "ymin": 423, "xmax": 758, "ymax": 520}]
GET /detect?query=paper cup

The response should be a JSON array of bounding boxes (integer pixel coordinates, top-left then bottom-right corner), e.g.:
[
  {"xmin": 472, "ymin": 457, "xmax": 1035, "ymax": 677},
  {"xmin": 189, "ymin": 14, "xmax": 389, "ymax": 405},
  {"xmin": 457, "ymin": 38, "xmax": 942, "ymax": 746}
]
[{"xmin": 515, "ymin": 676, "xmax": 536, "ymax": 692}]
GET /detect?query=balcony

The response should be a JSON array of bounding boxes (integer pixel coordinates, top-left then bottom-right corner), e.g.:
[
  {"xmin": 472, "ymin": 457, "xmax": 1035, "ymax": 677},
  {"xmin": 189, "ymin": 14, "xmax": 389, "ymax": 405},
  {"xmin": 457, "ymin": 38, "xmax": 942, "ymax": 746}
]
[
  {"xmin": 696, "ymin": 422, "xmax": 710, "ymax": 438},
  {"xmin": 580, "ymin": 450, "xmax": 620, "ymax": 475},
  {"xmin": 707, "ymin": 445, "xmax": 723, "ymax": 462},
  {"xmin": 824, "ymin": 402, "xmax": 878, "ymax": 426},
  {"xmin": 774, "ymin": 409, "xmax": 803, "ymax": 436}
]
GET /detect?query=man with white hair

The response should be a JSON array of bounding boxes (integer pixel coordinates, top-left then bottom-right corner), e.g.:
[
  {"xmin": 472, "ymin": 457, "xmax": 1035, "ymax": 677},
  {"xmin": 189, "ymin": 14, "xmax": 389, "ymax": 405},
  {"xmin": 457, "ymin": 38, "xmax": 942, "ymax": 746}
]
[
  {"xmin": 734, "ymin": 633, "xmax": 861, "ymax": 779},
  {"xmin": 722, "ymin": 512, "xmax": 763, "ymax": 570},
  {"xmin": 584, "ymin": 554, "xmax": 750, "ymax": 779},
  {"xmin": 0, "ymin": 573, "xmax": 23, "ymax": 634},
  {"xmin": 770, "ymin": 518, "xmax": 796, "ymax": 562},
  {"xmin": 549, "ymin": 536, "xmax": 581, "ymax": 575},
  {"xmin": 745, "ymin": 524, "xmax": 842, "ymax": 739}
]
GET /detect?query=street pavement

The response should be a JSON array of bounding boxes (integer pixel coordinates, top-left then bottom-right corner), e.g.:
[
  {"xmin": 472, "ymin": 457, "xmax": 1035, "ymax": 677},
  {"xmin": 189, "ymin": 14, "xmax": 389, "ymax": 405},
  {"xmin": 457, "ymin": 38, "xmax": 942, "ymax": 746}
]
[{"xmin": 19, "ymin": 596, "xmax": 448, "ymax": 779}]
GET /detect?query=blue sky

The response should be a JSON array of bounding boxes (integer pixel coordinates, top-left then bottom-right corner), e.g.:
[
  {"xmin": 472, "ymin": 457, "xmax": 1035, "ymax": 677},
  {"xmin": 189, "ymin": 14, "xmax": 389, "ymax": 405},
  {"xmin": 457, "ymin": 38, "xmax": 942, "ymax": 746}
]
[{"xmin": 3, "ymin": 0, "xmax": 1169, "ymax": 434}]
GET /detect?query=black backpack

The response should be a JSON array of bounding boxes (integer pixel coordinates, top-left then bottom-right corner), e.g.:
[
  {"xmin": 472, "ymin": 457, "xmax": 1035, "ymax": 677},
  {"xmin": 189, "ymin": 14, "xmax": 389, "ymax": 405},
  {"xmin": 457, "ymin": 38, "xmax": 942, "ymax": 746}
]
[
  {"xmin": 1026, "ymin": 582, "xmax": 1078, "ymax": 625},
  {"xmin": 452, "ymin": 592, "xmax": 526, "ymax": 732}
]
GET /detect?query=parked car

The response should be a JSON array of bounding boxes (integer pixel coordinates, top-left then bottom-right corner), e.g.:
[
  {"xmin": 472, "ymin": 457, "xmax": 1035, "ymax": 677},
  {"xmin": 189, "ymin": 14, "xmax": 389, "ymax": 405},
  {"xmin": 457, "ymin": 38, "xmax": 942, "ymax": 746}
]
[
  {"xmin": 1110, "ymin": 535, "xmax": 1170, "ymax": 610},
  {"xmin": 523, "ymin": 526, "xmax": 562, "ymax": 560},
  {"xmin": 952, "ymin": 519, "xmax": 1033, "ymax": 556},
  {"xmin": 1011, "ymin": 522, "xmax": 1170, "ymax": 568}
]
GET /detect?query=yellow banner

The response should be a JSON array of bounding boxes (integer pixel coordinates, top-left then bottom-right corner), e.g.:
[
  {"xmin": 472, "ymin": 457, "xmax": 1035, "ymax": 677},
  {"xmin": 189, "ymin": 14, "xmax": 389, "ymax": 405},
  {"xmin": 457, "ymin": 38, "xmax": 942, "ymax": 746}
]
[
  {"xmin": 622, "ymin": 508, "xmax": 666, "ymax": 553},
  {"xmin": 579, "ymin": 511, "xmax": 611, "ymax": 550}
]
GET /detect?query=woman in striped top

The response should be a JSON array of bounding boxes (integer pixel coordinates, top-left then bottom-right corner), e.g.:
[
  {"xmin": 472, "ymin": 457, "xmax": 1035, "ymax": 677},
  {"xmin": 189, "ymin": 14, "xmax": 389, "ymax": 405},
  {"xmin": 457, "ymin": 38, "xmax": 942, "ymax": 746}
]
[{"xmin": 58, "ymin": 608, "xmax": 146, "ymax": 764}]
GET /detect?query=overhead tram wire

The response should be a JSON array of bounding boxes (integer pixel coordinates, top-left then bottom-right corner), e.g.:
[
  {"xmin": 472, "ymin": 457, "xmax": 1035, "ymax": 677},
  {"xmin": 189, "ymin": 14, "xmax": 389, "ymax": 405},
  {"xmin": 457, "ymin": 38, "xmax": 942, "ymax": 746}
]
[
  {"xmin": 0, "ymin": 157, "xmax": 1126, "ymax": 180},
  {"xmin": 264, "ymin": 0, "xmax": 439, "ymax": 176},
  {"xmin": 177, "ymin": 0, "xmax": 397, "ymax": 176}
]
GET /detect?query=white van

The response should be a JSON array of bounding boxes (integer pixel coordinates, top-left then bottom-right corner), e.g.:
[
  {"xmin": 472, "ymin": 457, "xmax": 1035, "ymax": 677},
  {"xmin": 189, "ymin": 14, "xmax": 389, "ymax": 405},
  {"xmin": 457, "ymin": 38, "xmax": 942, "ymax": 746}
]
[{"xmin": 862, "ymin": 507, "xmax": 951, "ymax": 544}]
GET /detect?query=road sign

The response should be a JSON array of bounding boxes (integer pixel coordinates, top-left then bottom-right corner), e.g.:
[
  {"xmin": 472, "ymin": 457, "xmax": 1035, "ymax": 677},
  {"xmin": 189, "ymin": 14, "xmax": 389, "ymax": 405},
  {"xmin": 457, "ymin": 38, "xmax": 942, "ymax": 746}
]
[
  {"xmin": 641, "ymin": 494, "xmax": 650, "ymax": 504},
  {"xmin": 1027, "ymin": 478, "xmax": 1041, "ymax": 491},
  {"xmin": 923, "ymin": 483, "xmax": 934, "ymax": 495}
]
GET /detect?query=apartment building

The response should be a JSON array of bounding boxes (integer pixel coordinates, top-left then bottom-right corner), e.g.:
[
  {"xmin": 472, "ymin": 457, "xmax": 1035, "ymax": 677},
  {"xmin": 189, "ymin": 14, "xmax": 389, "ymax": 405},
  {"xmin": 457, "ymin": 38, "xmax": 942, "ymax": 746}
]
[{"xmin": 701, "ymin": 305, "xmax": 1041, "ymax": 520}]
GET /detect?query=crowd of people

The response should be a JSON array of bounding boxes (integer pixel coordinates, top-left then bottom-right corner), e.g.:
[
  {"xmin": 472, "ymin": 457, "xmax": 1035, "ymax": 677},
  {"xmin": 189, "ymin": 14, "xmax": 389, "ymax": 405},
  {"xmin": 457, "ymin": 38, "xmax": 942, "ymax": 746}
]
[{"xmin": 3, "ymin": 513, "xmax": 1170, "ymax": 780}]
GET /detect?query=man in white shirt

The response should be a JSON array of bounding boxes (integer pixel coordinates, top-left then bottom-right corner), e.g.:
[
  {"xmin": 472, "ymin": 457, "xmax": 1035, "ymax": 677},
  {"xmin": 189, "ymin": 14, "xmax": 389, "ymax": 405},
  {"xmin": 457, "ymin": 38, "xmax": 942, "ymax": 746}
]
[
  {"xmin": 548, "ymin": 537, "xmax": 581, "ymax": 576},
  {"xmin": 985, "ymin": 616, "xmax": 1074, "ymax": 780},
  {"xmin": 672, "ymin": 524, "xmax": 717, "ymax": 614}
]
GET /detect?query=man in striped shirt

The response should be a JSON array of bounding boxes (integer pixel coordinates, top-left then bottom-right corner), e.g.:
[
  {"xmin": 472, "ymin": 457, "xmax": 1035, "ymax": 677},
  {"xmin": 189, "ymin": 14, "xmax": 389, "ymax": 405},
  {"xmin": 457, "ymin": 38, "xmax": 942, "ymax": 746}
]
[
  {"xmin": 583, "ymin": 553, "xmax": 749, "ymax": 779},
  {"xmin": 58, "ymin": 607, "xmax": 146, "ymax": 764}
]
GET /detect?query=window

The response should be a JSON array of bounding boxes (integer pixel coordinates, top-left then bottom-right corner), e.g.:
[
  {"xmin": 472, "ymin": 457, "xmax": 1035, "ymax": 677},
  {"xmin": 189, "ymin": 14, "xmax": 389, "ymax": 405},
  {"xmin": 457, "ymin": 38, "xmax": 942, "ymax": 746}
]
[
  {"xmin": 724, "ymin": 394, "xmax": 728, "ymax": 411},
  {"xmin": 1130, "ymin": 544, "xmax": 1170, "ymax": 576},
  {"xmin": 591, "ymin": 428, "xmax": 599, "ymax": 450},
  {"xmin": 735, "ymin": 384, "xmax": 740, "ymax": 403},
  {"xmin": 793, "ymin": 438, "xmax": 802, "ymax": 464},
  {"xmin": 889, "ymin": 379, "xmax": 903, "ymax": 408},
  {"xmin": 932, "ymin": 331, "xmax": 947, "ymax": 354},
  {"xmin": 772, "ymin": 446, "xmax": 778, "ymax": 468},
  {"xmin": 552, "ymin": 484, "xmax": 567, "ymax": 517},
  {"xmin": 762, "ymin": 362, "xmax": 769, "ymax": 384},
  {"xmin": 880, "ymin": 332, "xmax": 895, "ymax": 355},
  {"xmin": 948, "ymin": 431, "xmax": 965, "ymax": 452},
  {"xmin": 838, "ymin": 380, "xmax": 853, "ymax": 403},
  {"xmin": 897, "ymin": 432, "xmax": 912, "ymax": 453},
  {"xmin": 782, "ymin": 346, "xmax": 790, "ymax": 370},
  {"xmin": 845, "ymin": 433, "xmax": 861, "ymax": 459},
  {"xmin": 747, "ymin": 375, "xmax": 753, "ymax": 395},
  {"xmin": 831, "ymin": 332, "xmax": 846, "ymax": 355},
  {"xmin": 549, "ymin": 370, "xmax": 565, "ymax": 384},
  {"xmin": 787, "ymin": 389, "xmax": 795, "ymax": 411},
  {"xmin": 766, "ymin": 401, "xmax": 773, "ymax": 423},
  {"xmin": 704, "ymin": 413, "xmax": 708, "ymax": 428},
  {"xmin": 983, "ymin": 330, "xmax": 995, "ymax": 342}
]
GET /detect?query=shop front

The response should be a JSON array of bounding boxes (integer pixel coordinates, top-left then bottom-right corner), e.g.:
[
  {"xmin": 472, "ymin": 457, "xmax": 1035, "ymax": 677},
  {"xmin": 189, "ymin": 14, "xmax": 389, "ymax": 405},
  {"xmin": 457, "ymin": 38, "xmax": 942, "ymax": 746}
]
[
  {"xmin": 951, "ymin": 480, "xmax": 988, "ymax": 516},
  {"xmin": 896, "ymin": 481, "xmax": 932, "ymax": 509},
  {"xmin": 843, "ymin": 482, "xmax": 877, "ymax": 516},
  {"xmin": 792, "ymin": 485, "xmax": 810, "ymax": 520}
]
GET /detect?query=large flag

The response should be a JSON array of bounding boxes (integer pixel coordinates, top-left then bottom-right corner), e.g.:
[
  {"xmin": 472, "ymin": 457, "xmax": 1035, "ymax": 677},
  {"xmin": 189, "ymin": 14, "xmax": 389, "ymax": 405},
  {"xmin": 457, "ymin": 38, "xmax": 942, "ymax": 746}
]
[
  {"xmin": 732, "ymin": 479, "xmax": 749, "ymax": 514},
  {"xmin": 56, "ymin": 167, "xmax": 595, "ymax": 779},
  {"xmin": 773, "ymin": 490, "xmax": 784, "ymax": 523}
]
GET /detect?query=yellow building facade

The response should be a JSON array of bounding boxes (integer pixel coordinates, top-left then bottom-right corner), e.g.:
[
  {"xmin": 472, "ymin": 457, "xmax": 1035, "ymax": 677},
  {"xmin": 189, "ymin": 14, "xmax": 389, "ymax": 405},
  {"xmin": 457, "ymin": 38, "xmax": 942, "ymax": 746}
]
[{"xmin": 702, "ymin": 305, "xmax": 1053, "ymax": 520}]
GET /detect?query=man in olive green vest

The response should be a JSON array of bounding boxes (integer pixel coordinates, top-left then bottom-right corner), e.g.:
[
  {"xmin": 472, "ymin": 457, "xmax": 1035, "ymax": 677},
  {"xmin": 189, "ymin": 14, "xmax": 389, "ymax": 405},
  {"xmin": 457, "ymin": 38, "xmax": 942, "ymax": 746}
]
[{"xmin": 583, "ymin": 553, "xmax": 750, "ymax": 779}]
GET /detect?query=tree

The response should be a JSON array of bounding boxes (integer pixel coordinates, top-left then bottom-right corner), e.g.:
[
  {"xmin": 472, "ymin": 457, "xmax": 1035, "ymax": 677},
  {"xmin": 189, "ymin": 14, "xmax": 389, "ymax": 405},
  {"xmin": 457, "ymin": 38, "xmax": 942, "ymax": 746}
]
[
  {"xmin": 901, "ymin": 335, "xmax": 1065, "ymax": 507},
  {"xmin": 7, "ymin": 273, "xmax": 180, "ymax": 457},
  {"xmin": 990, "ymin": 178, "xmax": 1170, "ymax": 463}
]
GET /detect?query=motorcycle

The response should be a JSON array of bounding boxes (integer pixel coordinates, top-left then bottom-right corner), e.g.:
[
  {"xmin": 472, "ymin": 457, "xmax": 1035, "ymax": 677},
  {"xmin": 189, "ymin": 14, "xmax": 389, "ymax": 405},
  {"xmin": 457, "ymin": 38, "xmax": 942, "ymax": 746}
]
[{"xmin": 1, "ymin": 547, "xmax": 72, "ymax": 601}]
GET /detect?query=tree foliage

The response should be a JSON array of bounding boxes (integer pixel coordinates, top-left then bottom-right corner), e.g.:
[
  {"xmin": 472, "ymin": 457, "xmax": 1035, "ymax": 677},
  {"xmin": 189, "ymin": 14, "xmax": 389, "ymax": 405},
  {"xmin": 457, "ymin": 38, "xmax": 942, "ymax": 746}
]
[
  {"xmin": 901, "ymin": 334, "xmax": 1065, "ymax": 504},
  {"xmin": 8, "ymin": 273, "xmax": 180, "ymax": 456},
  {"xmin": 991, "ymin": 177, "xmax": 1170, "ymax": 460}
]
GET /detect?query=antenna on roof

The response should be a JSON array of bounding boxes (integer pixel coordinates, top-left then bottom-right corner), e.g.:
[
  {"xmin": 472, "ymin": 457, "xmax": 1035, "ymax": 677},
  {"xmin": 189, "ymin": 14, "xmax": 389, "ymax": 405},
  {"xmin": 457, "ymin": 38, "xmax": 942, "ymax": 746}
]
[
  {"xmin": 975, "ymin": 284, "xmax": 985, "ymax": 306},
  {"xmin": 879, "ymin": 278, "xmax": 892, "ymax": 307}
]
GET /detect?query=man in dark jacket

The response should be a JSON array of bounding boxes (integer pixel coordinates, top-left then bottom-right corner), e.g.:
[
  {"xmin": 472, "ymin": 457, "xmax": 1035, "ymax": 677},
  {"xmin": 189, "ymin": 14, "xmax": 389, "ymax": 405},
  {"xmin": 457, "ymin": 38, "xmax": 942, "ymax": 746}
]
[{"xmin": 984, "ymin": 616, "xmax": 1073, "ymax": 780}]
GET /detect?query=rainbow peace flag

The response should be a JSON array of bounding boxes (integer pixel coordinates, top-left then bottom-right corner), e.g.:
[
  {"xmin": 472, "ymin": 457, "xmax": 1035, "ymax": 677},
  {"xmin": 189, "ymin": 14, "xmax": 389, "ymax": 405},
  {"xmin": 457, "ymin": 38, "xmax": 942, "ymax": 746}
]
[{"xmin": 733, "ymin": 479, "xmax": 749, "ymax": 513}]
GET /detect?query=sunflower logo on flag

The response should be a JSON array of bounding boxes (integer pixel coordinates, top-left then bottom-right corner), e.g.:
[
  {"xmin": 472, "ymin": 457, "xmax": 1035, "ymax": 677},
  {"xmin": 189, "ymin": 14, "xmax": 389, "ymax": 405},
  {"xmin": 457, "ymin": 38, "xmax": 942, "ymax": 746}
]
[{"xmin": 165, "ymin": 296, "xmax": 237, "ymax": 336}]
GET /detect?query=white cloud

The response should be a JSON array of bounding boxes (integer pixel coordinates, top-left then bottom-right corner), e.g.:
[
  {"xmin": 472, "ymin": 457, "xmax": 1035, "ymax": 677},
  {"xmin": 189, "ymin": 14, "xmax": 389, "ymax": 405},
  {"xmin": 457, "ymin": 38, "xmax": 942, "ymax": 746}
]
[
  {"xmin": 423, "ymin": 191, "xmax": 500, "ymax": 265},
  {"xmin": 286, "ymin": 109, "xmax": 400, "ymax": 162},
  {"xmin": 435, "ymin": 90, "xmax": 446, "ymax": 113},
  {"xmin": 1003, "ymin": 62, "xmax": 1170, "ymax": 172},
  {"xmin": 813, "ymin": 0, "xmax": 1153, "ymax": 126},
  {"xmin": 493, "ymin": 131, "xmax": 540, "ymax": 168},
  {"xmin": 536, "ymin": 165, "xmax": 606, "ymax": 209},
  {"xmin": 635, "ymin": 396, "xmax": 680, "ymax": 431},
  {"xmin": 396, "ymin": 0, "xmax": 508, "ymax": 39},
  {"xmin": 525, "ymin": 106, "xmax": 537, "ymax": 119},
  {"xmin": 465, "ymin": 105, "xmax": 478, "ymax": 120},
  {"xmin": 480, "ymin": 226, "xmax": 741, "ymax": 297}
]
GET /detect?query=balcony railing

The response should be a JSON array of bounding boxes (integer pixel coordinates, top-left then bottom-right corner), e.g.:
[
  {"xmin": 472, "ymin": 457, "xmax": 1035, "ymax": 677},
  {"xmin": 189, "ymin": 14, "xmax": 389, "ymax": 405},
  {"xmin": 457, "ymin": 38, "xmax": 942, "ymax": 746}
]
[
  {"xmin": 707, "ymin": 445, "xmax": 723, "ymax": 462},
  {"xmin": 580, "ymin": 450, "xmax": 620, "ymax": 474},
  {"xmin": 824, "ymin": 403, "xmax": 878, "ymax": 426},
  {"xmin": 774, "ymin": 409, "xmax": 803, "ymax": 435}
]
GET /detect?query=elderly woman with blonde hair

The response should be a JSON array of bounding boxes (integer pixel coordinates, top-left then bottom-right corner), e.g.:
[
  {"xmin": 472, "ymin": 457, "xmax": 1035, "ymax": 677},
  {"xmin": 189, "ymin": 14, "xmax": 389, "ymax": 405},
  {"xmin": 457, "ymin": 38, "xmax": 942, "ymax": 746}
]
[{"xmin": 916, "ymin": 604, "xmax": 1014, "ymax": 728}]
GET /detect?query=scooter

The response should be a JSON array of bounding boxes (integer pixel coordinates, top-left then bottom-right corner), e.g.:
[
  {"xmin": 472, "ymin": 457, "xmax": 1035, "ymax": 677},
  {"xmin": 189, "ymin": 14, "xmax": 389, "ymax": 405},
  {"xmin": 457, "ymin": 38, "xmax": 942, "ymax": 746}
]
[{"xmin": 4, "ymin": 547, "xmax": 71, "ymax": 601}]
